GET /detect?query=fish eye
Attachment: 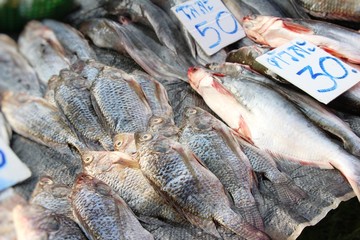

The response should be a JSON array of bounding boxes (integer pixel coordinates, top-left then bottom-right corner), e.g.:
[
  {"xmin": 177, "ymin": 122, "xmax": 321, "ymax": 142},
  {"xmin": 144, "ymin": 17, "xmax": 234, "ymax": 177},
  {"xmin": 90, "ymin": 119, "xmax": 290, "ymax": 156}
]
[
  {"xmin": 151, "ymin": 117, "xmax": 163, "ymax": 125},
  {"xmin": 40, "ymin": 176, "xmax": 54, "ymax": 186},
  {"xmin": 115, "ymin": 140, "xmax": 123, "ymax": 147},
  {"xmin": 83, "ymin": 155, "xmax": 94, "ymax": 164},
  {"xmin": 186, "ymin": 108, "xmax": 197, "ymax": 115},
  {"xmin": 140, "ymin": 134, "xmax": 152, "ymax": 141}
]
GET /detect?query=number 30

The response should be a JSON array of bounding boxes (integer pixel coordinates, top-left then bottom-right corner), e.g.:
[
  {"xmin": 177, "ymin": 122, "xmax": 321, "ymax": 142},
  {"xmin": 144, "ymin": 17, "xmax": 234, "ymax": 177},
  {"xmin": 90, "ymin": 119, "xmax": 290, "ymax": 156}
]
[{"xmin": 195, "ymin": 11, "xmax": 238, "ymax": 49}]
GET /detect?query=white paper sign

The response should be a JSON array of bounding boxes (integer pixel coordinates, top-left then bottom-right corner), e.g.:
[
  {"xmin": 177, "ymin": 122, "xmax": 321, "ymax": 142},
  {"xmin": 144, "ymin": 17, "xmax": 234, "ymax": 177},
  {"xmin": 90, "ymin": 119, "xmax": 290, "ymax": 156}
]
[
  {"xmin": 0, "ymin": 138, "xmax": 31, "ymax": 191},
  {"xmin": 171, "ymin": 0, "xmax": 245, "ymax": 56},
  {"xmin": 256, "ymin": 39, "xmax": 360, "ymax": 104}
]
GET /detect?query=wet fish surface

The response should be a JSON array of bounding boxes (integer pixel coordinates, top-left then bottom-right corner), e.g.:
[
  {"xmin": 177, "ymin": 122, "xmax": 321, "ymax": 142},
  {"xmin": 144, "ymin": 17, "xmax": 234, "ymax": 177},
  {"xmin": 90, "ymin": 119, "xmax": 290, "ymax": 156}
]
[{"xmin": 70, "ymin": 173, "xmax": 154, "ymax": 240}]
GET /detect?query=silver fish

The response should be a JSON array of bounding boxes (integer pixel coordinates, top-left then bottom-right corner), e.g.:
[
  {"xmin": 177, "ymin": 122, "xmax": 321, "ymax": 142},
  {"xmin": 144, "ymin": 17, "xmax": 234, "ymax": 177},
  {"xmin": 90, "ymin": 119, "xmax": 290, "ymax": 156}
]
[
  {"xmin": 0, "ymin": 34, "xmax": 43, "ymax": 97},
  {"xmin": 70, "ymin": 173, "xmax": 154, "ymax": 240},
  {"xmin": 18, "ymin": 21, "xmax": 70, "ymax": 85},
  {"xmin": 43, "ymin": 19, "xmax": 97, "ymax": 63},
  {"xmin": 13, "ymin": 204, "xmax": 86, "ymax": 240},
  {"xmin": 135, "ymin": 132, "xmax": 270, "ymax": 239},
  {"xmin": 179, "ymin": 106, "xmax": 264, "ymax": 229},
  {"xmin": 188, "ymin": 67, "xmax": 360, "ymax": 201}
]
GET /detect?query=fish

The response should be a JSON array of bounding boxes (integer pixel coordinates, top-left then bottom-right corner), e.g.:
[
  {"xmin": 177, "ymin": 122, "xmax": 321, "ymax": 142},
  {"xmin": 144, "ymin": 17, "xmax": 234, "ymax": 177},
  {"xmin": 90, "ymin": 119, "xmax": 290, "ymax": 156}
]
[
  {"xmin": 80, "ymin": 18, "xmax": 190, "ymax": 81},
  {"xmin": 208, "ymin": 62, "xmax": 360, "ymax": 157},
  {"xmin": 90, "ymin": 67, "xmax": 153, "ymax": 135},
  {"xmin": 242, "ymin": 15, "xmax": 360, "ymax": 64},
  {"xmin": 30, "ymin": 176, "xmax": 72, "ymax": 219},
  {"xmin": 1, "ymin": 92, "xmax": 87, "ymax": 155},
  {"xmin": 81, "ymin": 151, "xmax": 184, "ymax": 223},
  {"xmin": 53, "ymin": 69, "xmax": 113, "ymax": 150},
  {"xmin": 70, "ymin": 173, "xmax": 154, "ymax": 240},
  {"xmin": 178, "ymin": 106, "xmax": 264, "ymax": 229},
  {"xmin": 293, "ymin": 0, "xmax": 360, "ymax": 21},
  {"xmin": 0, "ymin": 34, "xmax": 43, "ymax": 97},
  {"xmin": 42, "ymin": 19, "xmax": 97, "ymax": 63},
  {"xmin": 13, "ymin": 204, "xmax": 86, "ymax": 240},
  {"xmin": 188, "ymin": 67, "xmax": 360, "ymax": 201},
  {"xmin": 18, "ymin": 20, "xmax": 71, "ymax": 85},
  {"xmin": 135, "ymin": 132, "xmax": 270, "ymax": 239}
]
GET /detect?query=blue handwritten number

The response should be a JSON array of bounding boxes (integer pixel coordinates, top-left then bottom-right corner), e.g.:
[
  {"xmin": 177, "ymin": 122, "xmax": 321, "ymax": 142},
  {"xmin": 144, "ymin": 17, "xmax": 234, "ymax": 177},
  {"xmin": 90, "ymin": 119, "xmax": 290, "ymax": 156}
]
[
  {"xmin": 0, "ymin": 150, "xmax": 5, "ymax": 168},
  {"xmin": 296, "ymin": 56, "xmax": 348, "ymax": 93},
  {"xmin": 216, "ymin": 11, "xmax": 238, "ymax": 34},
  {"xmin": 195, "ymin": 21, "xmax": 221, "ymax": 49}
]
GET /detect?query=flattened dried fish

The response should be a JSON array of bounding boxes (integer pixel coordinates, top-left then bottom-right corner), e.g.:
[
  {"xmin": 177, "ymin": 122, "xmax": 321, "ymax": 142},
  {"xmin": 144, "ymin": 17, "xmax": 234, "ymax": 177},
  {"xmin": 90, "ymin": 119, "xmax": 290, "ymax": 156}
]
[{"xmin": 70, "ymin": 173, "xmax": 154, "ymax": 240}]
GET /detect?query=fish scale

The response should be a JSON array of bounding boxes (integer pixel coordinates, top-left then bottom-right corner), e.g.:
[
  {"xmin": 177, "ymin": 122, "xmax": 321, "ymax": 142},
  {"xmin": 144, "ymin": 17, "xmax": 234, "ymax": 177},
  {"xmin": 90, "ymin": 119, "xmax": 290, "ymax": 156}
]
[
  {"xmin": 54, "ymin": 71, "xmax": 113, "ymax": 150},
  {"xmin": 90, "ymin": 76, "xmax": 152, "ymax": 135}
]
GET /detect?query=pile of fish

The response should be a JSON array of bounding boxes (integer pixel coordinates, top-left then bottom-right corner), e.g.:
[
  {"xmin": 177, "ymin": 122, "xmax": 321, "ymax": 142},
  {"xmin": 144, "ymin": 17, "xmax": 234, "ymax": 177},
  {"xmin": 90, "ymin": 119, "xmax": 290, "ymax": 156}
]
[{"xmin": 1, "ymin": 0, "xmax": 360, "ymax": 239}]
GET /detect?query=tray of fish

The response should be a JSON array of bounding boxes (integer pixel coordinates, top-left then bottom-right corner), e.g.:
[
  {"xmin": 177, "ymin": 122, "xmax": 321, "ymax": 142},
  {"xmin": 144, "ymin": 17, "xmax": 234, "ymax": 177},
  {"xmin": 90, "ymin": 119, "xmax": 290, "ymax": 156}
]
[{"xmin": 1, "ymin": 0, "xmax": 360, "ymax": 239}]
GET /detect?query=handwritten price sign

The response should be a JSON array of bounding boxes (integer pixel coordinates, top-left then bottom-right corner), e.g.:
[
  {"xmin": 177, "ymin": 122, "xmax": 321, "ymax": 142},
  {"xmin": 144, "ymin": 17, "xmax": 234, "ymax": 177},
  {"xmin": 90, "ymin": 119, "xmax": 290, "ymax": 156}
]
[
  {"xmin": 256, "ymin": 39, "xmax": 360, "ymax": 104},
  {"xmin": 172, "ymin": 0, "xmax": 245, "ymax": 56},
  {"xmin": 0, "ymin": 138, "xmax": 31, "ymax": 191}
]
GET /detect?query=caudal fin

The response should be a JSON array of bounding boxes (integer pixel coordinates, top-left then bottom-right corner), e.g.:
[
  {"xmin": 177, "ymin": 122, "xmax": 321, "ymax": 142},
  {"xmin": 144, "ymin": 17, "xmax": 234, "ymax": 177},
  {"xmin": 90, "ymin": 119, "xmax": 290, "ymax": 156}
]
[{"xmin": 214, "ymin": 208, "xmax": 270, "ymax": 240}]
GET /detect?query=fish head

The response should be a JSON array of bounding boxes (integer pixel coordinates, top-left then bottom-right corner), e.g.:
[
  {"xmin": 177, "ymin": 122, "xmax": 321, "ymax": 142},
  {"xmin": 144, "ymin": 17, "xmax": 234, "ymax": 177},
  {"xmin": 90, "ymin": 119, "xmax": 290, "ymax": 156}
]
[
  {"xmin": 73, "ymin": 173, "xmax": 112, "ymax": 197},
  {"xmin": 148, "ymin": 115, "xmax": 179, "ymax": 139},
  {"xmin": 188, "ymin": 67, "xmax": 217, "ymax": 94},
  {"xmin": 81, "ymin": 151, "xmax": 114, "ymax": 174},
  {"xmin": 113, "ymin": 132, "xmax": 137, "ymax": 154},
  {"xmin": 242, "ymin": 15, "xmax": 269, "ymax": 45},
  {"xmin": 182, "ymin": 107, "xmax": 213, "ymax": 132},
  {"xmin": 135, "ymin": 132, "xmax": 172, "ymax": 156}
]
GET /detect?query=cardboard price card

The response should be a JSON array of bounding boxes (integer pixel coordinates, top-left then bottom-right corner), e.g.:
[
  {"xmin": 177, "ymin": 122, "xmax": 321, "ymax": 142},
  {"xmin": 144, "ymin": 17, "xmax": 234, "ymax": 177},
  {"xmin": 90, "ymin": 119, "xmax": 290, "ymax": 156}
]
[
  {"xmin": 171, "ymin": 0, "xmax": 245, "ymax": 56},
  {"xmin": 256, "ymin": 39, "xmax": 360, "ymax": 104},
  {"xmin": 0, "ymin": 138, "xmax": 31, "ymax": 191}
]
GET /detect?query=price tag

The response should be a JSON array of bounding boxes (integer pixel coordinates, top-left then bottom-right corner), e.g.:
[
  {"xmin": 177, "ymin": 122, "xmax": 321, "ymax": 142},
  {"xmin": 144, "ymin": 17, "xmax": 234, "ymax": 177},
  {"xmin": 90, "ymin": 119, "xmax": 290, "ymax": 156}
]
[
  {"xmin": 0, "ymin": 138, "xmax": 31, "ymax": 191},
  {"xmin": 256, "ymin": 39, "xmax": 360, "ymax": 104},
  {"xmin": 171, "ymin": 0, "xmax": 245, "ymax": 56}
]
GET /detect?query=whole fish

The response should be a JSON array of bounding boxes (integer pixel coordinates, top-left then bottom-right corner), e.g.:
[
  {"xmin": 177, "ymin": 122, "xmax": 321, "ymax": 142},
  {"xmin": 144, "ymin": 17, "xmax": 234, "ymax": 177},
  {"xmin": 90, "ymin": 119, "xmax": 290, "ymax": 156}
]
[
  {"xmin": 179, "ymin": 106, "xmax": 264, "ymax": 229},
  {"xmin": 70, "ymin": 173, "xmax": 154, "ymax": 240},
  {"xmin": 135, "ymin": 132, "xmax": 270, "ymax": 239},
  {"xmin": 30, "ymin": 176, "xmax": 72, "ymax": 218},
  {"xmin": 0, "ymin": 34, "xmax": 43, "ymax": 97},
  {"xmin": 208, "ymin": 62, "xmax": 360, "ymax": 157},
  {"xmin": 1, "ymin": 92, "xmax": 86, "ymax": 154},
  {"xmin": 13, "ymin": 204, "xmax": 86, "ymax": 240},
  {"xmin": 90, "ymin": 68, "xmax": 153, "ymax": 135},
  {"xmin": 82, "ymin": 151, "xmax": 184, "ymax": 223},
  {"xmin": 53, "ymin": 69, "xmax": 113, "ymax": 150},
  {"xmin": 293, "ymin": 0, "xmax": 360, "ymax": 21},
  {"xmin": 80, "ymin": 18, "xmax": 190, "ymax": 81},
  {"xmin": 242, "ymin": 15, "xmax": 360, "ymax": 64},
  {"xmin": 43, "ymin": 19, "xmax": 97, "ymax": 63},
  {"xmin": 18, "ymin": 21, "xmax": 70, "ymax": 85},
  {"xmin": 188, "ymin": 67, "xmax": 360, "ymax": 201}
]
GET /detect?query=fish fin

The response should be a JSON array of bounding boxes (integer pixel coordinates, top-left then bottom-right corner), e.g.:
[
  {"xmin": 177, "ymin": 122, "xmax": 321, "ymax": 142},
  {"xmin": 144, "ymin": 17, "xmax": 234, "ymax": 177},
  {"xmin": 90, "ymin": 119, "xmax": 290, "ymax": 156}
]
[
  {"xmin": 271, "ymin": 179, "xmax": 307, "ymax": 204},
  {"xmin": 212, "ymin": 72, "xmax": 226, "ymax": 77},
  {"xmin": 181, "ymin": 212, "xmax": 221, "ymax": 238},
  {"xmin": 214, "ymin": 208, "xmax": 269, "ymax": 240},
  {"xmin": 282, "ymin": 21, "xmax": 313, "ymax": 34},
  {"xmin": 211, "ymin": 79, "xmax": 233, "ymax": 96},
  {"xmin": 112, "ymin": 153, "xmax": 140, "ymax": 169},
  {"xmin": 232, "ymin": 116, "xmax": 253, "ymax": 144},
  {"xmin": 235, "ymin": 204, "xmax": 264, "ymax": 231},
  {"xmin": 170, "ymin": 144, "xmax": 200, "ymax": 182},
  {"xmin": 127, "ymin": 79, "xmax": 152, "ymax": 112},
  {"xmin": 321, "ymin": 46, "xmax": 355, "ymax": 63}
]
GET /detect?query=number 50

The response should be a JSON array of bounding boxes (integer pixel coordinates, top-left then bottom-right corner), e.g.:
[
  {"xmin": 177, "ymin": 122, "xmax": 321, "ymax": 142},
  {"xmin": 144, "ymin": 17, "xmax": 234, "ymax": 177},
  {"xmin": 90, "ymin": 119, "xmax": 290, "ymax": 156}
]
[{"xmin": 195, "ymin": 11, "xmax": 238, "ymax": 49}]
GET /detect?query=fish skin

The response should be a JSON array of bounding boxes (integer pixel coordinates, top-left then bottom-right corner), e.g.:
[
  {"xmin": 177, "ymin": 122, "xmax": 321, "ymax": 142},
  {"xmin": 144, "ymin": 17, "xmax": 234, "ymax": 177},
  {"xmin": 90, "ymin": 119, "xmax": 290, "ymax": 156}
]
[
  {"xmin": 82, "ymin": 151, "xmax": 184, "ymax": 224},
  {"xmin": 209, "ymin": 62, "xmax": 360, "ymax": 157},
  {"xmin": 293, "ymin": 0, "xmax": 360, "ymax": 21},
  {"xmin": 0, "ymin": 112, "xmax": 12, "ymax": 145},
  {"xmin": 242, "ymin": 15, "xmax": 360, "ymax": 64},
  {"xmin": 135, "ymin": 132, "xmax": 270, "ymax": 240},
  {"xmin": 1, "ymin": 92, "xmax": 87, "ymax": 154},
  {"xmin": 178, "ymin": 106, "xmax": 264, "ymax": 230},
  {"xmin": 42, "ymin": 19, "xmax": 97, "ymax": 63},
  {"xmin": 54, "ymin": 69, "xmax": 113, "ymax": 150},
  {"xmin": 30, "ymin": 176, "xmax": 72, "ymax": 219},
  {"xmin": 271, "ymin": 0, "xmax": 310, "ymax": 19},
  {"xmin": 70, "ymin": 173, "xmax": 154, "ymax": 240},
  {"xmin": 80, "ymin": 18, "xmax": 190, "ymax": 81},
  {"xmin": 90, "ymin": 69, "xmax": 153, "ymax": 135},
  {"xmin": 13, "ymin": 204, "xmax": 86, "ymax": 240},
  {"xmin": 0, "ymin": 34, "xmax": 43, "ymax": 97},
  {"xmin": 188, "ymin": 67, "xmax": 360, "ymax": 201},
  {"xmin": 18, "ymin": 21, "xmax": 71, "ymax": 85}
]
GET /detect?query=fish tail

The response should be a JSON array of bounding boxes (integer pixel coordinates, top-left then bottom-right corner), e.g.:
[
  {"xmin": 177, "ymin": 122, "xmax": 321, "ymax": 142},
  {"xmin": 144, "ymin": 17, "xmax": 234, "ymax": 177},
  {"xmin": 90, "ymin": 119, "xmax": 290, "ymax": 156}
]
[
  {"xmin": 235, "ymin": 203, "xmax": 264, "ymax": 231},
  {"xmin": 332, "ymin": 155, "xmax": 360, "ymax": 201},
  {"xmin": 214, "ymin": 208, "xmax": 270, "ymax": 240},
  {"xmin": 272, "ymin": 179, "xmax": 307, "ymax": 204}
]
